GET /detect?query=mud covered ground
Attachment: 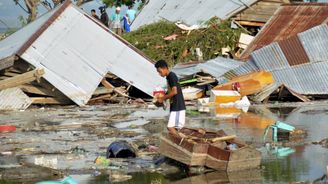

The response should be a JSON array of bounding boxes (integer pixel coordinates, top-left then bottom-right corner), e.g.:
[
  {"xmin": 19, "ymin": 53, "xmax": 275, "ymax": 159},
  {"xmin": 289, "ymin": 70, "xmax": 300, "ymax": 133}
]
[{"xmin": 0, "ymin": 102, "xmax": 328, "ymax": 183}]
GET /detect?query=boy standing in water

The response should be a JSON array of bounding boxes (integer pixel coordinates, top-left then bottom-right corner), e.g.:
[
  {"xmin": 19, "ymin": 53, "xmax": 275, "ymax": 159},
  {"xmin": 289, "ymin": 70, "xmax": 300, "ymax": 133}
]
[{"xmin": 155, "ymin": 60, "xmax": 186, "ymax": 136}]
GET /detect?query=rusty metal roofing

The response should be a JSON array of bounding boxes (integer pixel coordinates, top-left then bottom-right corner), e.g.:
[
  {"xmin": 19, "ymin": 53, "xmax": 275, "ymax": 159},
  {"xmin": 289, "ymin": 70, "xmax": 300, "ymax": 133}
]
[
  {"xmin": 0, "ymin": 88, "xmax": 32, "ymax": 110},
  {"xmin": 131, "ymin": 0, "xmax": 258, "ymax": 31},
  {"xmin": 225, "ymin": 24, "xmax": 328, "ymax": 95},
  {"xmin": 172, "ymin": 57, "xmax": 243, "ymax": 79},
  {"xmin": 240, "ymin": 3, "xmax": 328, "ymax": 61}
]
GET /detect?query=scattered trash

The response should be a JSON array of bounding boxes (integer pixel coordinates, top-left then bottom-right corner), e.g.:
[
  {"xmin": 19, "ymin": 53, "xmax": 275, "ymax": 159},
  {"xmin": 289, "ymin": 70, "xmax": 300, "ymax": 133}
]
[
  {"xmin": 36, "ymin": 176, "xmax": 78, "ymax": 184},
  {"xmin": 34, "ymin": 156, "xmax": 58, "ymax": 169},
  {"xmin": 266, "ymin": 144, "xmax": 295, "ymax": 157},
  {"xmin": 95, "ymin": 156, "xmax": 110, "ymax": 166},
  {"xmin": 0, "ymin": 151, "xmax": 13, "ymax": 156},
  {"xmin": 182, "ymin": 86, "xmax": 204, "ymax": 101},
  {"xmin": 210, "ymin": 90, "xmax": 241, "ymax": 104},
  {"xmin": 106, "ymin": 141, "xmax": 136, "ymax": 158},
  {"xmin": 108, "ymin": 171, "xmax": 132, "ymax": 183},
  {"xmin": 312, "ymin": 138, "xmax": 328, "ymax": 148},
  {"xmin": 163, "ymin": 34, "xmax": 178, "ymax": 41},
  {"xmin": 0, "ymin": 125, "xmax": 16, "ymax": 133},
  {"xmin": 69, "ymin": 146, "xmax": 88, "ymax": 154}
]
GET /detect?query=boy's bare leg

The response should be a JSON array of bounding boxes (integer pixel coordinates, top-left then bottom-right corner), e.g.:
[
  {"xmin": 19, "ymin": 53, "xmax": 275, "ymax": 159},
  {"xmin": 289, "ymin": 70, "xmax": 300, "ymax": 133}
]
[{"xmin": 168, "ymin": 127, "xmax": 178, "ymax": 136}]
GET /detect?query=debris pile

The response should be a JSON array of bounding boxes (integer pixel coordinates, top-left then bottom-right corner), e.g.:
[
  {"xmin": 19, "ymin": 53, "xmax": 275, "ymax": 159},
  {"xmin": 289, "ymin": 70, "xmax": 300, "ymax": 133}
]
[{"xmin": 124, "ymin": 19, "xmax": 245, "ymax": 66}]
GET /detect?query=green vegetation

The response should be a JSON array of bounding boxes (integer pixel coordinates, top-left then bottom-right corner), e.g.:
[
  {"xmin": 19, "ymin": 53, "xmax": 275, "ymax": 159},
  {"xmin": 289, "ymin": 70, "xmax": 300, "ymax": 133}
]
[{"xmin": 123, "ymin": 18, "xmax": 245, "ymax": 67}]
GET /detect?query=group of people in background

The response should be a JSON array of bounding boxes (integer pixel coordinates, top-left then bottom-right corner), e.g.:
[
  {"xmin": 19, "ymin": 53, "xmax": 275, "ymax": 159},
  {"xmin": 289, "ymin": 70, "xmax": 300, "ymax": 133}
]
[{"xmin": 90, "ymin": 5, "xmax": 136, "ymax": 36}]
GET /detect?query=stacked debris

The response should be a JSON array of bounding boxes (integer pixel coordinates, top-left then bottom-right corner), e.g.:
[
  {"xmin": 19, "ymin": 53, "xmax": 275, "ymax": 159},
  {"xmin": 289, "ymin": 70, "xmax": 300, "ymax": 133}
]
[{"xmin": 0, "ymin": 1, "xmax": 165, "ymax": 110}]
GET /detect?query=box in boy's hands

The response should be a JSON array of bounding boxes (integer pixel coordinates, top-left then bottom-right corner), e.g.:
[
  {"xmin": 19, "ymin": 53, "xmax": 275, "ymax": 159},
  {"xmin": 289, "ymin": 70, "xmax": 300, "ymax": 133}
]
[{"xmin": 153, "ymin": 87, "xmax": 165, "ymax": 107}]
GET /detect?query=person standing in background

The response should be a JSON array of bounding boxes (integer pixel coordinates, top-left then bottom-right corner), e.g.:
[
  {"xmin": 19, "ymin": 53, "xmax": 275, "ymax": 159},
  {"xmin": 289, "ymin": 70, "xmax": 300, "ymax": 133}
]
[
  {"xmin": 99, "ymin": 6, "xmax": 109, "ymax": 26},
  {"xmin": 126, "ymin": 5, "xmax": 136, "ymax": 23},
  {"xmin": 91, "ymin": 9, "xmax": 99, "ymax": 20},
  {"xmin": 110, "ymin": 7, "xmax": 123, "ymax": 35}
]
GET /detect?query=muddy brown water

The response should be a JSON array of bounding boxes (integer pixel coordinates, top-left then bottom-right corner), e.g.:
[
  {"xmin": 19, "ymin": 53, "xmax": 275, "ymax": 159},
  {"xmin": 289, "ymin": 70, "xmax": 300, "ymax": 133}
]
[{"xmin": 0, "ymin": 104, "xmax": 327, "ymax": 183}]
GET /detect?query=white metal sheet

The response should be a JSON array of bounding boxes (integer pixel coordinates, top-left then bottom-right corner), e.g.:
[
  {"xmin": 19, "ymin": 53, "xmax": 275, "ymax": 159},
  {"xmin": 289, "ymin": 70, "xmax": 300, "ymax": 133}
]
[{"xmin": 21, "ymin": 5, "xmax": 165, "ymax": 106}]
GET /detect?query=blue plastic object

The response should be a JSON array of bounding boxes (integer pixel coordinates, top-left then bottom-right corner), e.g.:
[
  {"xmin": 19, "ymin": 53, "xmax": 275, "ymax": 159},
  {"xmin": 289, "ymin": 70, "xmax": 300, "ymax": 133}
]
[
  {"xmin": 272, "ymin": 147, "xmax": 295, "ymax": 157},
  {"xmin": 36, "ymin": 176, "xmax": 78, "ymax": 184},
  {"xmin": 263, "ymin": 121, "xmax": 295, "ymax": 142}
]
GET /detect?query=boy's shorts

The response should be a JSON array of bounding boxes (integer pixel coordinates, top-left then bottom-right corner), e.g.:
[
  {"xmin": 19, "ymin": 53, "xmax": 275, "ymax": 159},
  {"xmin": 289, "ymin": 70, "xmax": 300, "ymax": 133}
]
[{"xmin": 168, "ymin": 110, "xmax": 186, "ymax": 129}]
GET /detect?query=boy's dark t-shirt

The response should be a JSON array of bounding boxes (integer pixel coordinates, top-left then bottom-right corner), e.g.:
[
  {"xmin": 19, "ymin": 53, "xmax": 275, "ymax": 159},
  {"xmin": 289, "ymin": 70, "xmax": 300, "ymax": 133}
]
[{"xmin": 166, "ymin": 72, "xmax": 186, "ymax": 112}]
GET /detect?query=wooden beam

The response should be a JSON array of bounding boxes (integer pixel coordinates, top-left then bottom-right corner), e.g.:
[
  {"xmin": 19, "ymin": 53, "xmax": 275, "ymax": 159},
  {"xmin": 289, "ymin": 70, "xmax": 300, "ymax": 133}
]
[
  {"xmin": 0, "ymin": 55, "xmax": 15, "ymax": 71},
  {"xmin": 93, "ymin": 87, "xmax": 113, "ymax": 96},
  {"xmin": 89, "ymin": 94, "xmax": 112, "ymax": 102},
  {"xmin": 31, "ymin": 97, "xmax": 71, "ymax": 105},
  {"xmin": 236, "ymin": 20, "xmax": 265, "ymax": 27},
  {"xmin": 0, "ymin": 69, "xmax": 44, "ymax": 90},
  {"xmin": 101, "ymin": 79, "xmax": 129, "ymax": 98},
  {"xmin": 20, "ymin": 84, "xmax": 53, "ymax": 96}
]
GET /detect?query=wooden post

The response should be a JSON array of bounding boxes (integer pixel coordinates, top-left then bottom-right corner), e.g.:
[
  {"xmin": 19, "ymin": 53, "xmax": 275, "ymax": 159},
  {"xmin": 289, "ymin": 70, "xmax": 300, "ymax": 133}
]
[{"xmin": 0, "ymin": 69, "xmax": 44, "ymax": 90}]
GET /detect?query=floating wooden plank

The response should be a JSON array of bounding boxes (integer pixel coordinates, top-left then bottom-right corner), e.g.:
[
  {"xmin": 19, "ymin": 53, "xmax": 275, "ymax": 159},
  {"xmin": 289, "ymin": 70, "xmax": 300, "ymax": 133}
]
[
  {"xmin": 212, "ymin": 135, "xmax": 236, "ymax": 142},
  {"xmin": 0, "ymin": 69, "xmax": 44, "ymax": 90}
]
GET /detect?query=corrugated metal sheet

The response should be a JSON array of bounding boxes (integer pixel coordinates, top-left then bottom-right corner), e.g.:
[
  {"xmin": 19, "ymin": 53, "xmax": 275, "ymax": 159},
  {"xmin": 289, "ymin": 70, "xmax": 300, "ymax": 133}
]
[
  {"xmin": 271, "ymin": 61, "xmax": 328, "ymax": 94},
  {"xmin": 278, "ymin": 35, "xmax": 309, "ymax": 66},
  {"xmin": 251, "ymin": 42, "xmax": 290, "ymax": 70},
  {"xmin": 0, "ymin": 87, "xmax": 32, "ymax": 110},
  {"xmin": 240, "ymin": 3, "xmax": 328, "ymax": 61},
  {"xmin": 229, "ymin": 59, "xmax": 259, "ymax": 78},
  {"xmin": 131, "ymin": 0, "xmax": 258, "ymax": 30},
  {"xmin": 0, "ymin": 5, "xmax": 58, "ymax": 65},
  {"xmin": 19, "ymin": 4, "xmax": 165, "ymax": 106},
  {"xmin": 172, "ymin": 57, "xmax": 243, "ymax": 79},
  {"xmin": 298, "ymin": 24, "xmax": 328, "ymax": 63}
]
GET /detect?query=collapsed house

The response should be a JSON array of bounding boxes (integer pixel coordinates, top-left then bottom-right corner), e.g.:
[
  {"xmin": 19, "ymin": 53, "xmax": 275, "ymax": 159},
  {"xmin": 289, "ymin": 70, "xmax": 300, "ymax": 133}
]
[
  {"xmin": 239, "ymin": 3, "xmax": 328, "ymax": 61},
  {"xmin": 224, "ymin": 23, "xmax": 328, "ymax": 102},
  {"xmin": 131, "ymin": 0, "xmax": 288, "ymax": 31},
  {"xmin": 0, "ymin": 0, "xmax": 165, "ymax": 110}
]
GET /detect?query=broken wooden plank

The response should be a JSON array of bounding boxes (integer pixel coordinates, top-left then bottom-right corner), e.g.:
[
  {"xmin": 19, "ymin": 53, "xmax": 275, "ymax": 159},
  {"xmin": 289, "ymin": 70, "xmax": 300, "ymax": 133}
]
[
  {"xmin": 212, "ymin": 135, "xmax": 236, "ymax": 142},
  {"xmin": 101, "ymin": 79, "xmax": 130, "ymax": 98},
  {"xmin": 20, "ymin": 84, "xmax": 53, "ymax": 96},
  {"xmin": 0, "ymin": 55, "xmax": 16, "ymax": 71},
  {"xmin": 93, "ymin": 87, "xmax": 114, "ymax": 96},
  {"xmin": 0, "ymin": 69, "xmax": 44, "ymax": 90},
  {"xmin": 89, "ymin": 94, "xmax": 112, "ymax": 102},
  {"xmin": 31, "ymin": 97, "xmax": 71, "ymax": 105}
]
